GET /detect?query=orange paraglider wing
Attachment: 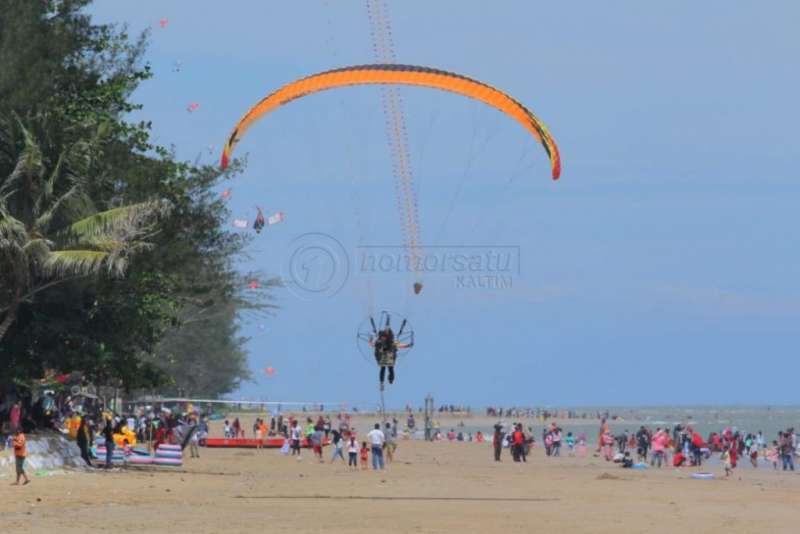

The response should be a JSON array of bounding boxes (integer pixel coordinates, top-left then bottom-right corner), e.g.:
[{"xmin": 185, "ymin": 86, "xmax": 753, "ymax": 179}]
[{"xmin": 220, "ymin": 64, "xmax": 560, "ymax": 180}]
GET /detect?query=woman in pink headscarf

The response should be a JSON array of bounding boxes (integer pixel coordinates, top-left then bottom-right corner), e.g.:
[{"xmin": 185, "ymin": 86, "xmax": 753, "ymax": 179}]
[{"xmin": 9, "ymin": 401, "xmax": 21, "ymax": 431}]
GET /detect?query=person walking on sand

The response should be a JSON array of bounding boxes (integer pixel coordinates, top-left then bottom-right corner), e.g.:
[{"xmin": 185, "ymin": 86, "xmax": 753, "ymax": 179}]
[
  {"xmin": 11, "ymin": 428, "xmax": 30, "ymax": 485},
  {"xmin": 330, "ymin": 429, "xmax": 345, "ymax": 463},
  {"xmin": 367, "ymin": 423, "xmax": 386, "ymax": 470},
  {"xmin": 492, "ymin": 425, "xmax": 504, "ymax": 462}
]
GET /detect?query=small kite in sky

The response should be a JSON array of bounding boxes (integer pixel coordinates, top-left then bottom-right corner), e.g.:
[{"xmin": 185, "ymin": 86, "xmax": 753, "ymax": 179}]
[
  {"xmin": 249, "ymin": 280, "xmax": 259, "ymax": 290},
  {"xmin": 187, "ymin": 103, "xmax": 200, "ymax": 113},
  {"xmin": 159, "ymin": 18, "xmax": 169, "ymax": 28},
  {"xmin": 233, "ymin": 219, "xmax": 248, "ymax": 229},
  {"xmin": 267, "ymin": 212, "xmax": 285, "ymax": 226},
  {"xmin": 221, "ymin": 189, "xmax": 232, "ymax": 200}
]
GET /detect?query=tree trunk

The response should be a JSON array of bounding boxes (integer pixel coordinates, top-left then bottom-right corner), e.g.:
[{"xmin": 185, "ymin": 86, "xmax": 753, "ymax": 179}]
[{"xmin": 0, "ymin": 288, "xmax": 20, "ymax": 342}]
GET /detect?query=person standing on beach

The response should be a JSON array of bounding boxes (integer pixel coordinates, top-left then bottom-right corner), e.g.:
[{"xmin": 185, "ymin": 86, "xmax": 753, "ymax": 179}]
[
  {"xmin": 9, "ymin": 401, "xmax": 21, "ymax": 432},
  {"xmin": 779, "ymin": 431, "xmax": 795, "ymax": 471},
  {"xmin": 492, "ymin": 425, "xmax": 504, "ymax": 462},
  {"xmin": 347, "ymin": 435, "xmax": 359, "ymax": 469},
  {"xmin": 636, "ymin": 426, "xmax": 650, "ymax": 462},
  {"xmin": 552, "ymin": 426, "xmax": 562, "ymax": 457},
  {"xmin": 76, "ymin": 416, "xmax": 93, "ymax": 467},
  {"xmin": 102, "ymin": 415, "xmax": 115, "ymax": 469},
  {"xmin": 290, "ymin": 420, "xmax": 303, "ymax": 459},
  {"xmin": 11, "ymin": 428, "xmax": 30, "ymax": 485},
  {"xmin": 311, "ymin": 427, "xmax": 324, "ymax": 463},
  {"xmin": 597, "ymin": 418, "xmax": 609, "ymax": 452},
  {"xmin": 721, "ymin": 446, "xmax": 733, "ymax": 477},
  {"xmin": 384, "ymin": 422, "xmax": 397, "ymax": 463},
  {"xmin": 367, "ymin": 423, "xmax": 386, "ymax": 470}
]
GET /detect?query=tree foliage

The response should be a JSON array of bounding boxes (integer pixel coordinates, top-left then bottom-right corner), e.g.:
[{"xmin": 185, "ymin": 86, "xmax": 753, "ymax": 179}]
[{"xmin": 0, "ymin": 0, "xmax": 270, "ymax": 397}]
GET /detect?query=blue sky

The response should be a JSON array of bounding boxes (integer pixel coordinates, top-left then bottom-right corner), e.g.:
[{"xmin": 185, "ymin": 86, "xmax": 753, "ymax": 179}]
[{"xmin": 90, "ymin": 1, "xmax": 800, "ymax": 406}]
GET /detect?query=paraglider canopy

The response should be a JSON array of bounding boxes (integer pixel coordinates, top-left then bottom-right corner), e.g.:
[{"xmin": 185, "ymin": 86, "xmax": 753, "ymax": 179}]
[{"xmin": 220, "ymin": 64, "xmax": 561, "ymax": 179}]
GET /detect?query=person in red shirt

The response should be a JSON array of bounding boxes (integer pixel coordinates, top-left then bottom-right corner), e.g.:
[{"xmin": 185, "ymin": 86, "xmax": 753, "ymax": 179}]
[
  {"xmin": 359, "ymin": 441, "xmax": 369, "ymax": 470},
  {"xmin": 12, "ymin": 429, "xmax": 30, "ymax": 486},
  {"xmin": 512, "ymin": 425, "xmax": 526, "ymax": 463}
]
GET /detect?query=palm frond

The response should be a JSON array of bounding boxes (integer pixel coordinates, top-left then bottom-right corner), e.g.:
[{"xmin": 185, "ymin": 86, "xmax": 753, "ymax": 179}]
[
  {"xmin": 1, "ymin": 123, "xmax": 44, "ymax": 200},
  {"xmin": 34, "ymin": 183, "xmax": 81, "ymax": 234},
  {"xmin": 65, "ymin": 200, "xmax": 168, "ymax": 242},
  {"xmin": 41, "ymin": 250, "xmax": 115, "ymax": 278},
  {"xmin": 34, "ymin": 150, "xmax": 66, "ymax": 216}
]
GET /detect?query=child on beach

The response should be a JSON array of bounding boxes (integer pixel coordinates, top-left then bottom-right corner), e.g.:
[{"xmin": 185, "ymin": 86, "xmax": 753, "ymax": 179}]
[
  {"xmin": 566, "ymin": 432, "xmax": 575, "ymax": 456},
  {"xmin": 360, "ymin": 441, "xmax": 369, "ymax": 470},
  {"xmin": 721, "ymin": 447, "xmax": 733, "ymax": 477},
  {"xmin": 12, "ymin": 428, "xmax": 30, "ymax": 486},
  {"xmin": 348, "ymin": 436, "xmax": 359, "ymax": 469},
  {"xmin": 767, "ymin": 441, "xmax": 780, "ymax": 470},
  {"xmin": 749, "ymin": 445, "xmax": 759, "ymax": 468}
]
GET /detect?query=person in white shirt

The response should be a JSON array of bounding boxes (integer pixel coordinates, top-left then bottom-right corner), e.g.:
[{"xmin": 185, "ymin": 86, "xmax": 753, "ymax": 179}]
[
  {"xmin": 290, "ymin": 421, "xmax": 303, "ymax": 459},
  {"xmin": 367, "ymin": 423, "xmax": 386, "ymax": 470},
  {"xmin": 347, "ymin": 435, "xmax": 359, "ymax": 469}
]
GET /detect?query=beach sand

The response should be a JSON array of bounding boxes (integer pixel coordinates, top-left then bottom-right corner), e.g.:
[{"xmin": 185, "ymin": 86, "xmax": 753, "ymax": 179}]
[{"xmin": 2, "ymin": 413, "xmax": 799, "ymax": 533}]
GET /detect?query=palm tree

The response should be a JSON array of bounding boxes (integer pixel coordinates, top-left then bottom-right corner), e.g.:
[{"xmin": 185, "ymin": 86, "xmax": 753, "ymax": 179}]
[{"xmin": 0, "ymin": 117, "xmax": 167, "ymax": 342}]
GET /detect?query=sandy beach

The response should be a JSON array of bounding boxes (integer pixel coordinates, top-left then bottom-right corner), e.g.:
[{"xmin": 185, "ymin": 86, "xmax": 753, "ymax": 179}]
[{"xmin": 3, "ymin": 413, "xmax": 799, "ymax": 534}]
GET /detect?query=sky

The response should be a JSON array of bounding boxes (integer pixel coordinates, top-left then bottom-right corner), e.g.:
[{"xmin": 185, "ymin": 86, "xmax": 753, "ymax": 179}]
[{"xmin": 89, "ymin": 1, "xmax": 800, "ymax": 407}]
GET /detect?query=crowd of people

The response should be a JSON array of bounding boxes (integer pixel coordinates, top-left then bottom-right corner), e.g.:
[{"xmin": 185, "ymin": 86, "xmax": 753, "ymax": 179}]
[
  {"xmin": 214, "ymin": 413, "xmax": 401, "ymax": 471},
  {"xmin": 485, "ymin": 417, "xmax": 799, "ymax": 477}
]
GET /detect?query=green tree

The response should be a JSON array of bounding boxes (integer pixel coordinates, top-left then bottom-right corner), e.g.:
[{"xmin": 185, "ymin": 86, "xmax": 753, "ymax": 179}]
[{"xmin": 0, "ymin": 116, "xmax": 166, "ymax": 342}]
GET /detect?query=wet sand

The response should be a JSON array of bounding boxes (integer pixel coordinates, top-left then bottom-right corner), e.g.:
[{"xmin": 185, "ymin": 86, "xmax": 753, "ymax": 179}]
[{"xmin": 2, "ymin": 413, "xmax": 799, "ymax": 533}]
